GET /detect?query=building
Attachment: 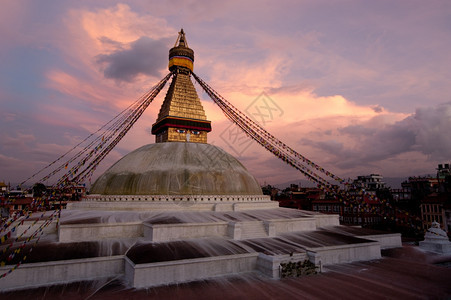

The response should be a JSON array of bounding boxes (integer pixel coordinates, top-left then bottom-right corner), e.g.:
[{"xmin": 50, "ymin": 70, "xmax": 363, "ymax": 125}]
[
  {"xmin": 352, "ymin": 174, "xmax": 386, "ymax": 190},
  {"xmin": 420, "ymin": 194, "xmax": 447, "ymax": 231},
  {"xmin": 311, "ymin": 191, "xmax": 391, "ymax": 227},
  {"xmin": 279, "ymin": 187, "xmax": 323, "ymax": 211},
  {"xmin": 391, "ymin": 186, "xmax": 411, "ymax": 208},
  {"xmin": 418, "ymin": 163, "xmax": 451, "ymax": 233},
  {"xmin": 0, "ymin": 195, "xmax": 42, "ymax": 217},
  {"xmin": 0, "ymin": 182, "xmax": 9, "ymax": 196},
  {"xmin": 310, "ymin": 174, "xmax": 393, "ymax": 228},
  {"xmin": 445, "ymin": 202, "xmax": 451, "ymax": 236},
  {"xmin": 312, "ymin": 197, "xmax": 342, "ymax": 216}
]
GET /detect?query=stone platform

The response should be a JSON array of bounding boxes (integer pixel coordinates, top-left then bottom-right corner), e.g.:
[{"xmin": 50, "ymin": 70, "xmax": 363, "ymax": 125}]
[
  {"xmin": 3, "ymin": 245, "xmax": 450, "ymax": 299},
  {"xmin": 0, "ymin": 205, "xmax": 402, "ymax": 291}
]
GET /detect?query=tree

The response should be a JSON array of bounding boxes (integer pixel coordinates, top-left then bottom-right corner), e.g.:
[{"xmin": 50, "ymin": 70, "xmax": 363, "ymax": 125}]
[{"xmin": 32, "ymin": 183, "xmax": 47, "ymax": 197}]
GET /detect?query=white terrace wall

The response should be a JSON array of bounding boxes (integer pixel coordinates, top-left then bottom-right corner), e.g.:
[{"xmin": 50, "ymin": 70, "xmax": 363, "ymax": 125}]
[
  {"xmin": 0, "ymin": 256, "xmax": 124, "ymax": 292},
  {"xmin": 144, "ymin": 222, "xmax": 229, "ymax": 241},
  {"xmin": 58, "ymin": 222, "xmax": 143, "ymax": 242},
  {"xmin": 125, "ymin": 253, "xmax": 259, "ymax": 288},
  {"xmin": 307, "ymin": 242, "xmax": 381, "ymax": 266}
]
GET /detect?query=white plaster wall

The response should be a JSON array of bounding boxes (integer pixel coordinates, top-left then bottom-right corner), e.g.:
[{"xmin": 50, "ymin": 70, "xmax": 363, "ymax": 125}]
[
  {"xmin": 144, "ymin": 222, "xmax": 228, "ymax": 241},
  {"xmin": 227, "ymin": 222, "xmax": 241, "ymax": 239},
  {"xmin": 315, "ymin": 214, "xmax": 340, "ymax": 228},
  {"xmin": 67, "ymin": 202, "xmax": 211, "ymax": 211},
  {"xmin": 257, "ymin": 252, "xmax": 307, "ymax": 279},
  {"xmin": 358, "ymin": 233, "xmax": 402, "ymax": 249},
  {"xmin": 68, "ymin": 201, "xmax": 277, "ymax": 212},
  {"xmin": 83, "ymin": 194, "xmax": 272, "ymax": 203},
  {"xmin": 309, "ymin": 242, "xmax": 381, "ymax": 266},
  {"xmin": 213, "ymin": 203, "xmax": 234, "ymax": 211},
  {"xmin": 270, "ymin": 218, "xmax": 317, "ymax": 235},
  {"xmin": 233, "ymin": 202, "xmax": 278, "ymax": 211},
  {"xmin": 127, "ymin": 253, "xmax": 259, "ymax": 288},
  {"xmin": 68, "ymin": 195, "xmax": 274, "ymax": 212},
  {"xmin": 419, "ymin": 240, "xmax": 451, "ymax": 254},
  {"xmin": 58, "ymin": 222, "xmax": 142, "ymax": 242},
  {"xmin": 0, "ymin": 256, "xmax": 124, "ymax": 291}
]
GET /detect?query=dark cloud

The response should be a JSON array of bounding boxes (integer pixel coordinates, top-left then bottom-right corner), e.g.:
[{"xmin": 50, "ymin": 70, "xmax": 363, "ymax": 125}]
[
  {"xmin": 96, "ymin": 36, "xmax": 169, "ymax": 82},
  {"xmin": 315, "ymin": 140, "xmax": 344, "ymax": 154},
  {"xmin": 372, "ymin": 105, "xmax": 383, "ymax": 113},
  {"xmin": 338, "ymin": 125, "xmax": 375, "ymax": 136},
  {"xmin": 302, "ymin": 102, "xmax": 451, "ymax": 169},
  {"xmin": 98, "ymin": 36, "xmax": 124, "ymax": 49},
  {"xmin": 266, "ymin": 83, "xmax": 313, "ymax": 95},
  {"xmin": 413, "ymin": 102, "xmax": 451, "ymax": 159}
]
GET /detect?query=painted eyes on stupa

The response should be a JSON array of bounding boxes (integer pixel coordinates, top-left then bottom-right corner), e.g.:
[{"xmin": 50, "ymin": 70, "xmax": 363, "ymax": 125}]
[{"xmin": 176, "ymin": 129, "xmax": 201, "ymax": 135}]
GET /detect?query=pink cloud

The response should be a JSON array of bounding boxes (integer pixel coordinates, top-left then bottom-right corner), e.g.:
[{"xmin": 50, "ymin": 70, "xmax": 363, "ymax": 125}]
[{"xmin": 45, "ymin": 70, "xmax": 113, "ymax": 108}]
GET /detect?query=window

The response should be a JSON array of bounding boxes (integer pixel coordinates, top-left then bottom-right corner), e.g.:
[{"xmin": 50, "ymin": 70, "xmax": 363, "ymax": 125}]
[{"xmin": 177, "ymin": 129, "xmax": 186, "ymax": 133}]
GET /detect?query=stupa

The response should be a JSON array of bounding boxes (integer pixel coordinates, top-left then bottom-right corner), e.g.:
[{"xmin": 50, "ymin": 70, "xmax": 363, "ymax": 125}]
[
  {"xmin": 0, "ymin": 30, "xmax": 401, "ymax": 291},
  {"xmin": 419, "ymin": 221, "xmax": 451, "ymax": 254},
  {"xmin": 83, "ymin": 29, "xmax": 269, "ymax": 210}
]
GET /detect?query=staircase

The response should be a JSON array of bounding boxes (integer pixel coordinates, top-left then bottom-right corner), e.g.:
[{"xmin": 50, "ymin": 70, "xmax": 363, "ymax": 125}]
[{"xmin": 239, "ymin": 221, "xmax": 268, "ymax": 239}]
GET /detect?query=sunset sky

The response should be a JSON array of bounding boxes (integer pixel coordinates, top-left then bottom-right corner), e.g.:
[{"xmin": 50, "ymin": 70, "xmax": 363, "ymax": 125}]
[{"xmin": 1, "ymin": 1, "xmax": 450, "ymax": 187}]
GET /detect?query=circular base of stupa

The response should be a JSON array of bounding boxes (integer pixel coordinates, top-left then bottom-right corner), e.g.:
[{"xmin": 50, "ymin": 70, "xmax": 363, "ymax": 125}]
[{"xmin": 70, "ymin": 194, "xmax": 276, "ymax": 211}]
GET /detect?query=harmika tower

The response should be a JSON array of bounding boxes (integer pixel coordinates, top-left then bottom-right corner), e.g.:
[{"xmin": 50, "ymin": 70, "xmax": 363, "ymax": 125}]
[{"xmin": 151, "ymin": 29, "xmax": 211, "ymax": 143}]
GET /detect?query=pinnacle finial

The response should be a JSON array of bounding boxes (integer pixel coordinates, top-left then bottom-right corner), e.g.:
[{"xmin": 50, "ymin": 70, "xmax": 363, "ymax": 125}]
[
  {"xmin": 169, "ymin": 29, "xmax": 194, "ymax": 72},
  {"xmin": 174, "ymin": 28, "xmax": 188, "ymax": 48}
]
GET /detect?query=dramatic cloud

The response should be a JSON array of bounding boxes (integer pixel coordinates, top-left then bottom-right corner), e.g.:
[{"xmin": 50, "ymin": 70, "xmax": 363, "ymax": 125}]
[
  {"xmin": 302, "ymin": 102, "xmax": 451, "ymax": 170},
  {"xmin": 96, "ymin": 37, "xmax": 169, "ymax": 82},
  {"xmin": 412, "ymin": 102, "xmax": 451, "ymax": 159}
]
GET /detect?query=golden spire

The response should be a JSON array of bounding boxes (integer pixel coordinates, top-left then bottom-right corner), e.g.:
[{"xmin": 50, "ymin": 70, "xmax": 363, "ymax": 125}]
[{"xmin": 151, "ymin": 30, "xmax": 211, "ymax": 143}]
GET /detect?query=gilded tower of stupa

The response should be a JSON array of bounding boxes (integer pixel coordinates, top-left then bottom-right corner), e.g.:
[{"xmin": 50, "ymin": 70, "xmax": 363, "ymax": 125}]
[{"xmin": 151, "ymin": 29, "xmax": 211, "ymax": 143}]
